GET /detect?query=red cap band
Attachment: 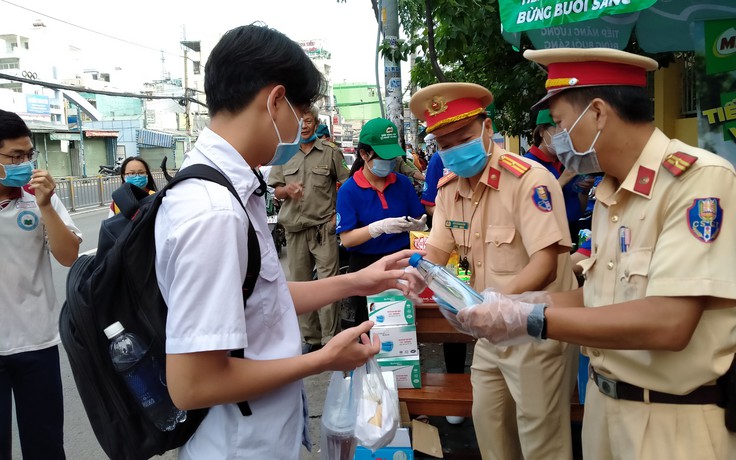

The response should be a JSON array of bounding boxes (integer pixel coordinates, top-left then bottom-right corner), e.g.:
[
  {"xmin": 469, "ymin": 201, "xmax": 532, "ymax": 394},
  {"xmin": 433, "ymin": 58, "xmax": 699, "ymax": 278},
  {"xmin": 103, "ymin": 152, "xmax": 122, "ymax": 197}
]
[
  {"xmin": 424, "ymin": 97, "xmax": 484, "ymax": 133},
  {"xmin": 545, "ymin": 61, "xmax": 647, "ymax": 91}
]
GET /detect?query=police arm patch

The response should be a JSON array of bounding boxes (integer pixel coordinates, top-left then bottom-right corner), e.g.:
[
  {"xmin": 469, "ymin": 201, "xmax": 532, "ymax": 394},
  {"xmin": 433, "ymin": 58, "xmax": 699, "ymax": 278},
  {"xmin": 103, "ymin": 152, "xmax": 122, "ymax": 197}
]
[
  {"xmin": 531, "ymin": 185, "xmax": 553, "ymax": 212},
  {"xmin": 687, "ymin": 197, "xmax": 722, "ymax": 243}
]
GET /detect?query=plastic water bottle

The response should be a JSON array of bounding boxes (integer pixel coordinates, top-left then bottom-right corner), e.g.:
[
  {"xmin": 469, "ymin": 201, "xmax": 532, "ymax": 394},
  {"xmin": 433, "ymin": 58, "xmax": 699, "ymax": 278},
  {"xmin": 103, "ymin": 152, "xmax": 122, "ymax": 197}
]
[
  {"xmin": 408, "ymin": 253, "xmax": 483, "ymax": 313},
  {"xmin": 104, "ymin": 322, "xmax": 187, "ymax": 431}
]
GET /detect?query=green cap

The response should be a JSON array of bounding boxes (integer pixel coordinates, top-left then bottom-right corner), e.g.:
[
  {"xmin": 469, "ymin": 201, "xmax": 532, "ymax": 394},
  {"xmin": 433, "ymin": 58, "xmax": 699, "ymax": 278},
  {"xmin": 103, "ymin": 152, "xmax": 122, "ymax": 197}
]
[
  {"xmin": 536, "ymin": 109, "xmax": 556, "ymax": 127},
  {"xmin": 358, "ymin": 118, "xmax": 405, "ymax": 159}
]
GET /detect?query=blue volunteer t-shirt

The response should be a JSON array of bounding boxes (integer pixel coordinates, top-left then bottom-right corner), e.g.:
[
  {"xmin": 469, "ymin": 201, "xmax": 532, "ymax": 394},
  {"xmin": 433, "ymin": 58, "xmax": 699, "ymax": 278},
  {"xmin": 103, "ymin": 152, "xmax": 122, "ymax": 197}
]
[
  {"xmin": 336, "ymin": 169, "xmax": 425, "ymax": 255},
  {"xmin": 421, "ymin": 153, "xmax": 445, "ymax": 206},
  {"xmin": 525, "ymin": 146, "xmax": 583, "ymax": 225}
]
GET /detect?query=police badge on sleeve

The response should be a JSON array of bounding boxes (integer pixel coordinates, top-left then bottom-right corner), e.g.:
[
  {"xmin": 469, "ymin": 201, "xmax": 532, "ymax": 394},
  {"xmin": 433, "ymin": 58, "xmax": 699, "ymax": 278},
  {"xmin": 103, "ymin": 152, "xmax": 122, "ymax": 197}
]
[
  {"xmin": 687, "ymin": 197, "xmax": 722, "ymax": 243},
  {"xmin": 532, "ymin": 185, "xmax": 553, "ymax": 212}
]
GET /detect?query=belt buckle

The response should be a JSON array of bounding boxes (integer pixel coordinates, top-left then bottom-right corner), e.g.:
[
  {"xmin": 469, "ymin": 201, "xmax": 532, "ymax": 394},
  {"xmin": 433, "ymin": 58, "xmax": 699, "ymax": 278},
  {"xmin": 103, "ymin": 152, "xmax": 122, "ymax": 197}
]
[{"xmin": 595, "ymin": 374, "xmax": 619, "ymax": 399}]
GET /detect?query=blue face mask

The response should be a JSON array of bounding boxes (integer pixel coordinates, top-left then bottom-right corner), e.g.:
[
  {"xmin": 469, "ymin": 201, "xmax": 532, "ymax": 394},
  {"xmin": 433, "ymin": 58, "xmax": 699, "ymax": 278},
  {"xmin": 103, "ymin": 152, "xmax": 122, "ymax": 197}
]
[
  {"xmin": 125, "ymin": 174, "xmax": 148, "ymax": 189},
  {"xmin": 266, "ymin": 97, "xmax": 303, "ymax": 166},
  {"xmin": 369, "ymin": 158, "xmax": 395, "ymax": 178},
  {"xmin": 550, "ymin": 103, "xmax": 602, "ymax": 175},
  {"xmin": 300, "ymin": 133, "xmax": 317, "ymax": 144},
  {"xmin": 437, "ymin": 125, "xmax": 490, "ymax": 178},
  {"xmin": 0, "ymin": 161, "xmax": 33, "ymax": 187}
]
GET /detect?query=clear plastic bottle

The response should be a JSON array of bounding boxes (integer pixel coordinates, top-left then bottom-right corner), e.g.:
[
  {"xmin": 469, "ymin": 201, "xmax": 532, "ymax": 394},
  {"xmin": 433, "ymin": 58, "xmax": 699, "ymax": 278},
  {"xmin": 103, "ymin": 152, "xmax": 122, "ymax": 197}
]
[
  {"xmin": 408, "ymin": 253, "xmax": 483, "ymax": 313},
  {"xmin": 104, "ymin": 322, "xmax": 187, "ymax": 431}
]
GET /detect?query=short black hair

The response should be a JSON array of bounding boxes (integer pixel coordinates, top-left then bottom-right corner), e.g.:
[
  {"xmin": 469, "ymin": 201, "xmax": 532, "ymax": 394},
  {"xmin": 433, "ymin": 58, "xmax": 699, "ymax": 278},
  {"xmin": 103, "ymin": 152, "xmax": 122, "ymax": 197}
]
[
  {"xmin": 557, "ymin": 86, "xmax": 653, "ymax": 124},
  {"xmin": 204, "ymin": 24, "xmax": 326, "ymax": 117},
  {"xmin": 0, "ymin": 109, "xmax": 31, "ymax": 148}
]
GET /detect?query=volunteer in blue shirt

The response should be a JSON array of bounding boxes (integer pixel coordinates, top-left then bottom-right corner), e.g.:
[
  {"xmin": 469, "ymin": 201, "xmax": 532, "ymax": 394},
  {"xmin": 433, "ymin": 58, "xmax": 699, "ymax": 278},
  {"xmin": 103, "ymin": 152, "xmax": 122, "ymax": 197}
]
[
  {"xmin": 525, "ymin": 109, "xmax": 592, "ymax": 238},
  {"xmin": 337, "ymin": 118, "xmax": 426, "ymax": 327}
]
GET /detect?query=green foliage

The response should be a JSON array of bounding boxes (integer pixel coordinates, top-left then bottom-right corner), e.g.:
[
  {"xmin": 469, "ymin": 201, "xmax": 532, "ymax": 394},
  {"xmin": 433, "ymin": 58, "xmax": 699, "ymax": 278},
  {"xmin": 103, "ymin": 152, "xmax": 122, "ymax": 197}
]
[{"xmin": 397, "ymin": 0, "xmax": 547, "ymax": 138}]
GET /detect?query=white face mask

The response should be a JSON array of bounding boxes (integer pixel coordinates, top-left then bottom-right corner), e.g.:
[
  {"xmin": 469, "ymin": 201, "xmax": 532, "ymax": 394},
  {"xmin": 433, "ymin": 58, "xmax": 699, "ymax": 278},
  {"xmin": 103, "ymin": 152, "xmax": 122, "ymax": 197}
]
[
  {"xmin": 266, "ymin": 97, "xmax": 303, "ymax": 166},
  {"xmin": 550, "ymin": 103, "xmax": 602, "ymax": 174}
]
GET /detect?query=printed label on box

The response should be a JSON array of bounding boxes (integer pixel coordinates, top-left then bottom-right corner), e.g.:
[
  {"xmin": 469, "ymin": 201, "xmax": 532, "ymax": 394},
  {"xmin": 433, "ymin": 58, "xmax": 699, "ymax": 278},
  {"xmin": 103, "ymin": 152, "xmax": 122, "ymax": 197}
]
[
  {"xmin": 378, "ymin": 356, "xmax": 421, "ymax": 389},
  {"xmin": 367, "ymin": 291, "xmax": 415, "ymax": 326},
  {"xmin": 372, "ymin": 325, "xmax": 419, "ymax": 359}
]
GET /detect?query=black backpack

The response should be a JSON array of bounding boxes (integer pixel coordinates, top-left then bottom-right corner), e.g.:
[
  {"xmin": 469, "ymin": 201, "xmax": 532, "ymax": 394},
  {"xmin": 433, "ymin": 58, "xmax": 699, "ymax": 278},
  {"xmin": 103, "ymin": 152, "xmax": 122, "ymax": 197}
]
[{"xmin": 60, "ymin": 165, "xmax": 261, "ymax": 460}]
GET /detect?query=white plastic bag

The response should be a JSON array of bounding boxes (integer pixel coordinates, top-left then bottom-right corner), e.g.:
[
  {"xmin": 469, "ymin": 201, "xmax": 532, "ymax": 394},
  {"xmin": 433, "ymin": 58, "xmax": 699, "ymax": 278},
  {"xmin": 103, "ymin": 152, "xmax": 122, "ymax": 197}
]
[
  {"xmin": 354, "ymin": 356, "xmax": 399, "ymax": 451},
  {"xmin": 320, "ymin": 371, "xmax": 362, "ymax": 460}
]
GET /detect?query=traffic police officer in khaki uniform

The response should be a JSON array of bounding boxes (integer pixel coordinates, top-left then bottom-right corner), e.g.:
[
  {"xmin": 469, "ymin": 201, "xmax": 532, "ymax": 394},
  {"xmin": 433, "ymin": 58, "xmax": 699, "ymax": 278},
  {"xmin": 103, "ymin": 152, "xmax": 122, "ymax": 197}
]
[
  {"xmin": 453, "ymin": 48, "xmax": 736, "ymax": 459},
  {"xmin": 268, "ymin": 106, "xmax": 350, "ymax": 352},
  {"xmin": 409, "ymin": 83, "xmax": 578, "ymax": 460}
]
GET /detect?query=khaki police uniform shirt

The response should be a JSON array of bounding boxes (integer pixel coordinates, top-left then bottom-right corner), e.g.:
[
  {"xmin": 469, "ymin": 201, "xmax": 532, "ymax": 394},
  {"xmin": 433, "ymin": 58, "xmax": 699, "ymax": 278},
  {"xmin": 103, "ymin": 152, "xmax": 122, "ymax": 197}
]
[
  {"xmin": 268, "ymin": 139, "xmax": 350, "ymax": 232},
  {"xmin": 428, "ymin": 147, "xmax": 576, "ymax": 294},
  {"xmin": 580, "ymin": 128, "xmax": 736, "ymax": 394}
]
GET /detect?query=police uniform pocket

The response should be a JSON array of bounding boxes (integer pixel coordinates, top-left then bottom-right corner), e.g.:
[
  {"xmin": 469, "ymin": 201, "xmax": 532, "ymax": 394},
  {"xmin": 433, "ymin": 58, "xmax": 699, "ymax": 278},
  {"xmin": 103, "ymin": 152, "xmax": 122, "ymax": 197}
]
[
  {"xmin": 311, "ymin": 166, "xmax": 331, "ymax": 188},
  {"xmin": 283, "ymin": 166, "xmax": 300, "ymax": 182},
  {"xmin": 485, "ymin": 225, "xmax": 524, "ymax": 274},
  {"xmin": 617, "ymin": 248, "xmax": 652, "ymax": 300}
]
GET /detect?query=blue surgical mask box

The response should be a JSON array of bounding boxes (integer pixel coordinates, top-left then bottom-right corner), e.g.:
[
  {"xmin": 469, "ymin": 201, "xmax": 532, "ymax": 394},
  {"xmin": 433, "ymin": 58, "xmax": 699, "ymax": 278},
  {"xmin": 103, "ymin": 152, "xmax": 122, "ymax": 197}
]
[
  {"xmin": 371, "ymin": 324, "xmax": 418, "ymax": 359},
  {"xmin": 377, "ymin": 356, "xmax": 421, "ymax": 389},
  {"xmin": 367, "ymin": 290, "xmax": 415, "ymax": 326},
  {"xmin": 354, "ymin": 428, "xmax": 413, "ymax": 460}
]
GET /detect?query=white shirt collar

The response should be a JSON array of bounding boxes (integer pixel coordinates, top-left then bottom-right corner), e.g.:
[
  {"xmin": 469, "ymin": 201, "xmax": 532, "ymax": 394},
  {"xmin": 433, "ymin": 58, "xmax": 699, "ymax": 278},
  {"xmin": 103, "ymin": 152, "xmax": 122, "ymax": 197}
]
[{"xmin": 189, "ymin": 127, "xmax": 262, "ymax": 198}]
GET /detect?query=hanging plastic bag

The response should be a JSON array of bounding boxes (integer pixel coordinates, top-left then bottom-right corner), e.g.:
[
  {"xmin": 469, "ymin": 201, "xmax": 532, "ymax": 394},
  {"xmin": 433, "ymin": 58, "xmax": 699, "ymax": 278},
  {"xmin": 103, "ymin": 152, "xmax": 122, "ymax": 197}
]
[
  {"xmin": 354, "ymin": 356, "xmax": 399, "ymax": 451},
  {"xmin": 320, "ymin": 370, "xmax": 363, "ymax": 460}
]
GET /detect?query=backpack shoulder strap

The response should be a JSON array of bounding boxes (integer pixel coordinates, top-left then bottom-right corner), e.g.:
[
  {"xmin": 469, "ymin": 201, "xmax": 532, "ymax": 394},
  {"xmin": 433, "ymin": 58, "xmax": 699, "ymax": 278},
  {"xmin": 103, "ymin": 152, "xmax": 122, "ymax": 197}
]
[{"xmin": 164, "ymin": 165, "xmax": 261, "ymax": 298}]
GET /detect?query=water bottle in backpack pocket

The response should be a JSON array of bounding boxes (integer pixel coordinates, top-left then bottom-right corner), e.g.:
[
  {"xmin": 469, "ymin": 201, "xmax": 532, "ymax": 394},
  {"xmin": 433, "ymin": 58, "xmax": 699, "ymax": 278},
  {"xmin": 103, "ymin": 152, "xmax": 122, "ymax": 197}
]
[{"xmin": 104, "ymin": 322, "xmax": 186, "ymax": 432}]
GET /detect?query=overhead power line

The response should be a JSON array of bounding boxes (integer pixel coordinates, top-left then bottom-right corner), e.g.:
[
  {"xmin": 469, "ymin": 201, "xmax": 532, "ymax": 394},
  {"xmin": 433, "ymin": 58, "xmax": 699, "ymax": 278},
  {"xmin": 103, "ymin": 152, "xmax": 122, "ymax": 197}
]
[
  {"xmin": 0, "ymin": 72, "xmax": 207, "ymax": 107},
  {"xmin": 1, "ymin": 0, "xmax": 182, "ymax": 58}
]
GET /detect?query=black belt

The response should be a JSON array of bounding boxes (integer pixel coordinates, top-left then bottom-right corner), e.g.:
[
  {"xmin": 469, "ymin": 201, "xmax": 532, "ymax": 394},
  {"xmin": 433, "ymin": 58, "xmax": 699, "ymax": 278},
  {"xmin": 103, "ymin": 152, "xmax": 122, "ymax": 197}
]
[{"xmin": 590, "ymin": 366, "xmax": 725, "ymax": 406}]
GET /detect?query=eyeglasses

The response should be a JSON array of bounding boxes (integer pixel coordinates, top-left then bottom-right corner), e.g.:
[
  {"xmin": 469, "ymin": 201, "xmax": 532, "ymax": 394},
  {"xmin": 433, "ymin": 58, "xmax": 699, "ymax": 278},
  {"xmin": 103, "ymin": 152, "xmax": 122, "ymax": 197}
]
[
  {"xmin": 124, "ymin": 172, "xmax": 147, "ymax": 177},
  {"xmin": 0, "ymin": 149, "xmax": 38, "ymax": 165}
]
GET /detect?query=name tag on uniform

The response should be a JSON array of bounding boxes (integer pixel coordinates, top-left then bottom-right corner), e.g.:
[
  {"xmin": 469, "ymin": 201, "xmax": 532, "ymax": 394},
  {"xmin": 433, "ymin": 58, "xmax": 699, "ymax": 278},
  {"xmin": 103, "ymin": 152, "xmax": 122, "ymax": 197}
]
[
  {"xmin": 16, "ymin": 200, "xmax": 37, "ymax": 209},
  {"xmin": 445, "ymin": 220, "xmax": 468, "ymax": 230}
]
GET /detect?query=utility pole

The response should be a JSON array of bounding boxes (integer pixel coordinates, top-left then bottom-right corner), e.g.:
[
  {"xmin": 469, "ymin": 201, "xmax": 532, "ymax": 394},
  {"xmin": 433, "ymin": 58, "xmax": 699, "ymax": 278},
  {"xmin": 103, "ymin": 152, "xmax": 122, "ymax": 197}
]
[
  {"xmin": 76, "ymin": 105, "xmax": 86, "ymax": 177},
  {"xmin": 382, "ymin": 0, "xmax": 403, "ymax": 143},
  {"xmin": 181, "ymin": 26, "xmax": 191, "ymax": 137},
  {"xmin": 409, "ymin": 52, "xmax": 418, "ymax": 149}
]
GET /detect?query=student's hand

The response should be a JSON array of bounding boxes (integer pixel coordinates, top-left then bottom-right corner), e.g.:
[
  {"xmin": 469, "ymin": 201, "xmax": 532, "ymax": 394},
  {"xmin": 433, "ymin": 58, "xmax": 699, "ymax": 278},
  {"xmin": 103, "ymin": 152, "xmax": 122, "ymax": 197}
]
[
  {"xmin": 400, "ymin": 266, "xmax": 426, "ymax": 300},
  {"xmin": 347, "ymin": 249, "xmax": 424, "ymax": 296},
  {"xmin": 319, "ymin": 321, "xmax": 379, "ymax": 371},
  {"xmin": 456, "ymin": 289, "xmax": 548, "ymax": 346},
  {"xmin": 29, "ymin": 169, "xmax": 55, "ymax": 208}
]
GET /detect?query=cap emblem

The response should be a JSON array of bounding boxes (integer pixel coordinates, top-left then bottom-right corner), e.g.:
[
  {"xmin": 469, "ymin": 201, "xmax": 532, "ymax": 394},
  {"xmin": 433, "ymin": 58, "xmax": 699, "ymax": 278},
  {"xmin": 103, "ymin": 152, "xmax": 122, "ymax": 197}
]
[
  {"xmin": 386, "ymin": 126, "xmax": 394, "ymax": 134},
  {"xmin": 427, "ymin": 96, "xmax": 448, "ymax": 116},
  {"xmin": 569, "ymin": 78, "xmax": 579, "ymax": 86}
]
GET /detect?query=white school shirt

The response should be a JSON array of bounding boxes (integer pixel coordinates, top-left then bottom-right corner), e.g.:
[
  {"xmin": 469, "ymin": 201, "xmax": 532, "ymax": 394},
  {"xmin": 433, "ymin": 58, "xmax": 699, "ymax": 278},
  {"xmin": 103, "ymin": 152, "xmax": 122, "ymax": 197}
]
[
  {"xmin": 0, "ymin": 189, "xmax": 82, "ymax": 354},
  {"xmin": 154, "ymin": 128, "xmax": 305, "ymax": 460}
]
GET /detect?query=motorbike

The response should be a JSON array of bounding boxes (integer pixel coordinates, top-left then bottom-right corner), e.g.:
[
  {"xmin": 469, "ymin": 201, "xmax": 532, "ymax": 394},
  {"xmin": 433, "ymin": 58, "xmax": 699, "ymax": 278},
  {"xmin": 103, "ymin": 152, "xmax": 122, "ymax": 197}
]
[
  {"xmin": 265, "ymin": 186, "xmax": 287, "ymax": 257},
  {"xmin": 98, "ymin": 158, "xmax": 123, "ymax": 176}
]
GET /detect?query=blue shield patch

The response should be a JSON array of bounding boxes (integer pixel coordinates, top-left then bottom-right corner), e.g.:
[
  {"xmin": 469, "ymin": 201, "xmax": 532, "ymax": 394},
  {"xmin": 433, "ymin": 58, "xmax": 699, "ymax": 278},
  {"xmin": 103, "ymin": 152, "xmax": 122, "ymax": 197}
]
[
  {"xmin": 687, "ymin": 198, "xmax": 722, "ymax": 243},
  {"xmin": 532, "ymin": 185, "xmax": 553, "ymax": 212}
]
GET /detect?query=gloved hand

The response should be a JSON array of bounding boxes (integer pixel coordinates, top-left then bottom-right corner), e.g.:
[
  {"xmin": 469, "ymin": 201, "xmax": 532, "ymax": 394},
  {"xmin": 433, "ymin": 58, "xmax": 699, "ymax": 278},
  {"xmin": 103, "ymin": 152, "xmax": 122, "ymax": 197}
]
[
  {"xmin": 368, "ymin": 214, "xmax": 427, "ymax": 238},
  {"xmin": 439, "ymin": 306, "xmax": 473, "ymax": 336},
  {"xmin": 455, "ymin": 289, "xmax": 549, "ymax": 346}
]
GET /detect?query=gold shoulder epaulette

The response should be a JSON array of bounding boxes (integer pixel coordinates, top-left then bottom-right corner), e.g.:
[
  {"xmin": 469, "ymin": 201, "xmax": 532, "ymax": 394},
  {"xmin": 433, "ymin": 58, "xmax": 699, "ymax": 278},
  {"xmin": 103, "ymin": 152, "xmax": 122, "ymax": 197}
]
[
  {"xmin": 324, "ymin": 141, "xmax": 338, "ymax": 149},
  {"xmin": 437, "ymin": 172, "xmax": 459, "ymax": 188},
  {"xmin": 662, "ymin": 151, "xmax": 697, "ymax": 177},
  {"xmin": 499, "ymin": 154, "xmax": 531, "ymax": 178}
]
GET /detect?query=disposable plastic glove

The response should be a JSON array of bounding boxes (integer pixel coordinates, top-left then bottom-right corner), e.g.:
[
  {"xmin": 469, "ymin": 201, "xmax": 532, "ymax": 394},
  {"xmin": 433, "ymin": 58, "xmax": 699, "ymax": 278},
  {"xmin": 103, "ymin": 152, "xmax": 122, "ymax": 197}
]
[
  {"xmin": 455, "ymin": 289, "xmax": 549, "ymax": 346},
  {"xmin": 439, "ymin": 306, "xmax": 473, "ymax": 336},
  {"xmin": 368, "ymin": 214, "xmax": 427, "ymax": 238}
]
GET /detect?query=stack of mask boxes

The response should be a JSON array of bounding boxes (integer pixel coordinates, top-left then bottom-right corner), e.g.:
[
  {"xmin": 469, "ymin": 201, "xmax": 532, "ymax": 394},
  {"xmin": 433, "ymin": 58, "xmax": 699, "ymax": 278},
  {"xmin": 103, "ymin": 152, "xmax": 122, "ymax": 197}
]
[{"xmin": 367, "ymin": 290, "xmax": 421, "ymax": 389}]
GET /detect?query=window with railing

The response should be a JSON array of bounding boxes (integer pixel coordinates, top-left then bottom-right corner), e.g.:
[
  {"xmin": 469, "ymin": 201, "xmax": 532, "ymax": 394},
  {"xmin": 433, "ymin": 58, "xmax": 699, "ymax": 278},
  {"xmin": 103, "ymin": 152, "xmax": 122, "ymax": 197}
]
[{"xmin": 680, "ymin": 53, "xmax": 697, "ymax": 117}]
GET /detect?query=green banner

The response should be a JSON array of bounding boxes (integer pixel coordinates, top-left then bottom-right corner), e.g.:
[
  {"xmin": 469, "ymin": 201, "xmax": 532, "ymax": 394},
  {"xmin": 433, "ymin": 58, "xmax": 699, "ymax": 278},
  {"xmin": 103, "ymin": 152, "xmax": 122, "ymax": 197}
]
[
  {"xmin": 499, "ymin": 0, "xmax": 656, "ymax": 33},
  {"xmin": 704, "ymin": 20, "xmax": 736, "ymax": 75},
  {"xmin": 695, "ymin": 20, "xmax": 736, "ymax": 166}
]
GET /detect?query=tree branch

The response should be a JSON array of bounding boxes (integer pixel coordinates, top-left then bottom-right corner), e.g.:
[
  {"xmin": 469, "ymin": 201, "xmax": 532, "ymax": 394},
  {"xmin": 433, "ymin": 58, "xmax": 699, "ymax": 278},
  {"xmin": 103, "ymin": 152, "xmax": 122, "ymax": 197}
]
[{"xmin": 425, "ymin": 0, "xmax": 447, "ymax": 82}]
